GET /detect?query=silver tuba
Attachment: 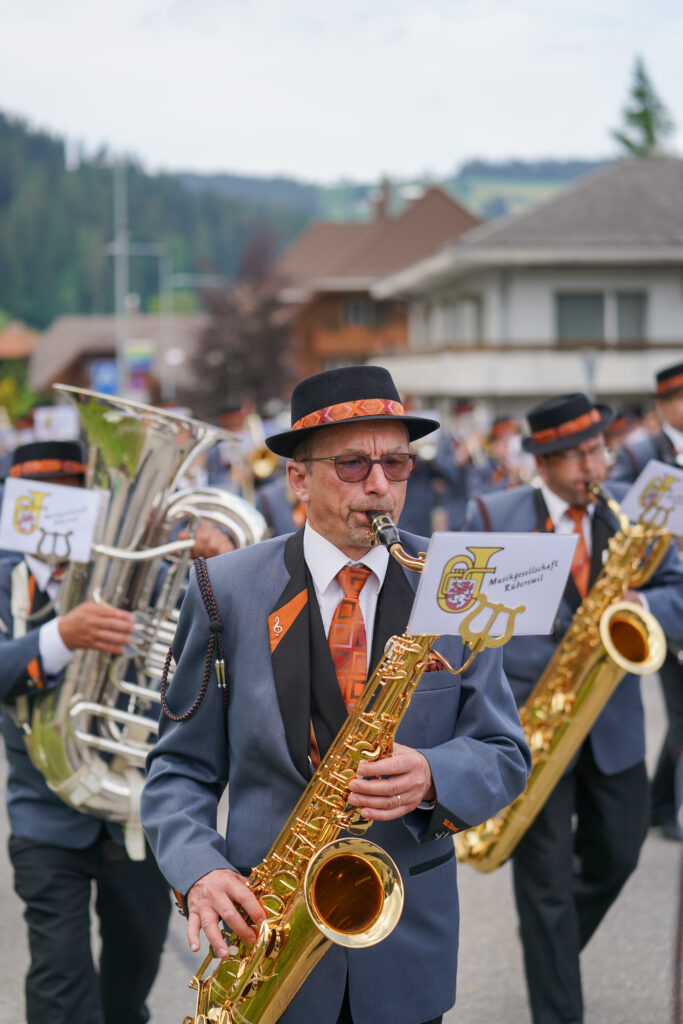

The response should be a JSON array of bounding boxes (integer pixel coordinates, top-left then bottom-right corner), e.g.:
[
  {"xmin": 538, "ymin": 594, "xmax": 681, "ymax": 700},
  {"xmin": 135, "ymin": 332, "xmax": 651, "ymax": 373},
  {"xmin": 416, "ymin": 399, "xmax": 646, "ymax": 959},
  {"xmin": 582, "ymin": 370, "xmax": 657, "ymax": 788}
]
[{"xmin": 20, "ymin": 386, "xmax": 267, "ymax": 857}]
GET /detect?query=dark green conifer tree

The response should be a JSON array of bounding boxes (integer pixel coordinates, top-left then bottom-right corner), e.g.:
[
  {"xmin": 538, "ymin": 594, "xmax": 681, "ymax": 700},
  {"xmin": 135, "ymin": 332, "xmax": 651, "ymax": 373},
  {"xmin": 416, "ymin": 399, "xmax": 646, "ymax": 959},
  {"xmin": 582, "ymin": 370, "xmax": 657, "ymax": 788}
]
[{"xmin": 612, "ymin": 56, "xmax": 675, "ymax": 157}]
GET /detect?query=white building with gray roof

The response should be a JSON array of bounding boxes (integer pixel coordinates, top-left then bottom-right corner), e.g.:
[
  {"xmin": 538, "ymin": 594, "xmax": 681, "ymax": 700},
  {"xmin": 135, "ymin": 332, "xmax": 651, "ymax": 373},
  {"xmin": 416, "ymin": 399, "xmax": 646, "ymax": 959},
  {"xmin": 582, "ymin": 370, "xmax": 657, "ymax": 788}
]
[{"xmin": 369, "ymin": 159, "xmax": 683, "ymax": 414}]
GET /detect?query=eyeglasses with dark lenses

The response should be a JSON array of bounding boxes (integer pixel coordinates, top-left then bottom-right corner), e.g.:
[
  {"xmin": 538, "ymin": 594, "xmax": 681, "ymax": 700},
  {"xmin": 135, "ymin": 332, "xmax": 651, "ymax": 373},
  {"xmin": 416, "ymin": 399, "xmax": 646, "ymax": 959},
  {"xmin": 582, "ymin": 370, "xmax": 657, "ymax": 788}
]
[{"xmin": 303, "ymin": 452, "xmax": 417, "ymax": 482}]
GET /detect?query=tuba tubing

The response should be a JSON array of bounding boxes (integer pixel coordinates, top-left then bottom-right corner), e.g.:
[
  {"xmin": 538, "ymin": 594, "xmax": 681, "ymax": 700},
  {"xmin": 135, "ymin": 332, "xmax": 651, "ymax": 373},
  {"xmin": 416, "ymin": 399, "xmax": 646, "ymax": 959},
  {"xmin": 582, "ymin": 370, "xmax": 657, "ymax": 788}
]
[{"xmin": 21, "ymin": 386, "xmax": 267, "ymax": 855}]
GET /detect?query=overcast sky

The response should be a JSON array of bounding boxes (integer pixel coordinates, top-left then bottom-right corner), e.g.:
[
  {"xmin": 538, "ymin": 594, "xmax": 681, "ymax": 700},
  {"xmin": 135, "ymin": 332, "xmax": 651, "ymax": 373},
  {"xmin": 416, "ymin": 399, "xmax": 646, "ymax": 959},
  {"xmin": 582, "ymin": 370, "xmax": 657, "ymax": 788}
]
[{"xmin": 2, "ymin": 0, "xmax": 681, "ymax": 183}]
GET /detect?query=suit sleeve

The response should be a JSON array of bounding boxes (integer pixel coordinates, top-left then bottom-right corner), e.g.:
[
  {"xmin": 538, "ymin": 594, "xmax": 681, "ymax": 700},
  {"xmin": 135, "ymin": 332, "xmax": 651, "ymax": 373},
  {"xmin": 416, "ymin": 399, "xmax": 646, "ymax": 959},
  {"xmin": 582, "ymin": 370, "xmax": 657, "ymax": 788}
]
[
  {"xmin": 141, "ymin": 571, "xmax": 235, "ymax": 894},
  {"xmin": 462, "ymin": 495, "xmax": 488, "ymax": 532},
  {"xmin": 639, "ymin": 536, "xmax": 683, "ymax": 641},
  {"xmin": 609, "ymin": 445, "xmax": 639, "ymax": 484}
]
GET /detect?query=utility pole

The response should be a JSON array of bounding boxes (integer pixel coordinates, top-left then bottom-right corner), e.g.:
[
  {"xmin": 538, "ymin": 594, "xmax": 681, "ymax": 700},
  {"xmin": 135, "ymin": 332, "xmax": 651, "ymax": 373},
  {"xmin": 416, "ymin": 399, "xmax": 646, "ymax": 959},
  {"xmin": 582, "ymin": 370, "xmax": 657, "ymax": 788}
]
[{"xmin": 113, "ymin": 163, "xmax": 129, "ymax": 396}]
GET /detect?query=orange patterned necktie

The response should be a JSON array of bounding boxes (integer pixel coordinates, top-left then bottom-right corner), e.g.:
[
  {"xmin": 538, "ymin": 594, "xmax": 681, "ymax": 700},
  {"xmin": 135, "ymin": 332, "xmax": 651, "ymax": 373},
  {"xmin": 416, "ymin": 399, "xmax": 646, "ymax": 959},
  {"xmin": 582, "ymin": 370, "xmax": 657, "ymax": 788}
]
[
  {"xmin": 328, "ymin": 564, "xmax": 372, "ymax": 711},
  {"xmin": 567, "ymin": 506, "xmax": 590, "ymax": 599}
]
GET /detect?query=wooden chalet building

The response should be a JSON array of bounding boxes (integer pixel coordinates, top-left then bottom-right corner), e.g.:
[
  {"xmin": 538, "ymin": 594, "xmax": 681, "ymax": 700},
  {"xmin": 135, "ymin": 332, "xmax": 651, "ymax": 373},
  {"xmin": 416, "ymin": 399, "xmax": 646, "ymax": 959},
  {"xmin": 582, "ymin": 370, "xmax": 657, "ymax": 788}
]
[{"xmin": 276, "ymin": 183, "xmax": 480, "ymax": 376}]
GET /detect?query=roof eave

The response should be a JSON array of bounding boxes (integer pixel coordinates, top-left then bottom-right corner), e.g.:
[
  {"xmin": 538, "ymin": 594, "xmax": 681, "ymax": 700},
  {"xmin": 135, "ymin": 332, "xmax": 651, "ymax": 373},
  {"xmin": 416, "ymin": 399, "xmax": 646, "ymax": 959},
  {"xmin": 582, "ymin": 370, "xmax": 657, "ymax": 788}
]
[{"xmin": 372, "ymin": 244, "xmax": 683, "ymax": 298}]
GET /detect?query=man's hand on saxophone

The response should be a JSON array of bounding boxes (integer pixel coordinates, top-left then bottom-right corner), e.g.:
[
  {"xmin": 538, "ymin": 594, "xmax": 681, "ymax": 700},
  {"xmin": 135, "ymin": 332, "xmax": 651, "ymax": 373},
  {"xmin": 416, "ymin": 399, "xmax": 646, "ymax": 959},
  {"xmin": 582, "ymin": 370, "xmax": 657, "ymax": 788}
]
[
  {"xmin": 348, "ymin": 742, "xmax": 436, "ymax": 819},
  {"xmin": 186, "ymin": 868, "xmax": 267, "ymax": 955}
]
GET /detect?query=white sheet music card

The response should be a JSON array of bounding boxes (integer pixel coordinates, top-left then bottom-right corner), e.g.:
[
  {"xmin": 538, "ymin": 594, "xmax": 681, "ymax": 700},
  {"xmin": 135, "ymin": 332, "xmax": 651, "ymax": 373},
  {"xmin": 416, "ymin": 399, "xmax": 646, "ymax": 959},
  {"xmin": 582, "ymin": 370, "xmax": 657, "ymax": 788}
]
[
  {"xmin": 407, "ymin": 532, "xmax": 577, "ymax": 637},
  {"xmin": 618, "ymin": 459, "xmax": 683, "ymax": 536},
  {"xmin": 0, "ymin": 478, "xmax": 102, "ymax": 562}
]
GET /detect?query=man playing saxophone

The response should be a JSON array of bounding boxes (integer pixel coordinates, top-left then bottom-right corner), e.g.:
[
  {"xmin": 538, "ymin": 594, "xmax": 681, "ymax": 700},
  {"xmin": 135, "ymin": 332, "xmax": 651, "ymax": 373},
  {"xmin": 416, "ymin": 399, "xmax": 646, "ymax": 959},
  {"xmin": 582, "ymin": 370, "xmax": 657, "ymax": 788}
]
[
  {"xmin": 141, "ymin": 365, "xmax": 531, "ymax": 1024},
  {"xmin": 610, "ymin": 359, "xmax": 683, "ymax": 840},
  {"xmin": 463, "ymin": 392, "xmax": 683, "ymax": 1024}
]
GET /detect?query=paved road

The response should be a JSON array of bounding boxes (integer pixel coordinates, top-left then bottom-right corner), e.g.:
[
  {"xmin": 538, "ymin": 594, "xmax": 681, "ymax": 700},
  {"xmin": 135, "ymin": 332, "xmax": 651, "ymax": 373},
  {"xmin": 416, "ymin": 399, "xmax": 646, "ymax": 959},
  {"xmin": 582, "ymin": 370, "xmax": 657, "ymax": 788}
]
[{"xmin": 0, "ymin": 676, "xmax": 680, "ymax": 1024}]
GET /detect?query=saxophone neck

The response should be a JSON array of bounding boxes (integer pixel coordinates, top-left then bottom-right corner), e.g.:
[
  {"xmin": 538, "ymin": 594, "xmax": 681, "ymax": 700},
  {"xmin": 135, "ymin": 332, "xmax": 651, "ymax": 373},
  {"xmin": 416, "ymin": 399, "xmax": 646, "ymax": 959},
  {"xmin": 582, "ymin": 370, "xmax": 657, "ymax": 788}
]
[
  {"xmin": 366, "ymin": 511, "xmax": 425, "ymax": 573},
  {"xmin": 588, "ymin": 481, "xmax": 629, "ymax": 532}
]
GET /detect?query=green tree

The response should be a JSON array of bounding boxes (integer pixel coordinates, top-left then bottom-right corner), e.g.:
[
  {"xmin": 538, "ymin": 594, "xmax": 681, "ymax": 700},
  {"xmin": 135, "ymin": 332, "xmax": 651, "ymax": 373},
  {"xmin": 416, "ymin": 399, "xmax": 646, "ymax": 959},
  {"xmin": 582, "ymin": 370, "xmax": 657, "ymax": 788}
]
[
  {"xmin": 193, "ymin": 229, "xmax": 293, "ymax": 417},
  {"xmin": 0, "ymin": 359, "xmax": 41, "ymax": 421},
  {"xmin": 612, "ymin": 57, "xmax": 675, "ymax": 157}
]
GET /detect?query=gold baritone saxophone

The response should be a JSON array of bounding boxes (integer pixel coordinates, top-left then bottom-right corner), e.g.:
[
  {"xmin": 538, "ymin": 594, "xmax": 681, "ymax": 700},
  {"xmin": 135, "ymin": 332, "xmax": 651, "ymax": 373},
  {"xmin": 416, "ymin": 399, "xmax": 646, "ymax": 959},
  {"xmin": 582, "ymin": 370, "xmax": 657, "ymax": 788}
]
[
  {"xmin": 455, "ymin": 481, "xmax": 670, "ymax": 872},
  {"xmin": 183, "ymin": 511, "xmax": 504, "ymax": 1024}
]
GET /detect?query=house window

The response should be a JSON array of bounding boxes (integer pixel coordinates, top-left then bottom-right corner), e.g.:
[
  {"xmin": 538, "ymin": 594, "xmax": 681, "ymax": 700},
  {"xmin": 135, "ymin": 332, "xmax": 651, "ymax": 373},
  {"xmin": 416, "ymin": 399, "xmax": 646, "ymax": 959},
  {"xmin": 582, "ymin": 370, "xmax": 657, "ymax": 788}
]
[
  {"xmin": 454, "ymin": 295, "xmax": 482, "ymax": 344},
  {"xmin": 344, "ymin": 297, "xmax": 370, "ymax": 325},
  {"xmin": 556, "ymin": 293, "xmax": 604, "ymax": 342},
  {"xmin": 371, "ymin": 302, "xmax": 389, "ymax": 328},
  {"xmin": 616, "ymin": 292, "xmax": 647, "ymax": 341}
]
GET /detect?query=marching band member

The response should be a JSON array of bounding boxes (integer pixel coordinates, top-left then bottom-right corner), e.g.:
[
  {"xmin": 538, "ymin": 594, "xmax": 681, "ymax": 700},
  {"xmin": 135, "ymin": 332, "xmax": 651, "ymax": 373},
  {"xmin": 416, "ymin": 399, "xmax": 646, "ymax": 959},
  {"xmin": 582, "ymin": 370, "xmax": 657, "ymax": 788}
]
[
  {"xmin": 141, "ymin": 365, "xmax": 530, "ymax": 1024},
  {"xmin": 0, "ymin": 437, "xmax": 235, "ymax": 1024},
  {"xmin": 0, "ymin": 440, "xmax": 170, "ymax": 1024},
  {"xmin": 610, "ymin": 360, "xmax": 683, "ymax": 840},
  {"xmin": 463, "ymin": 392, "xmax": 683, "ymax": 1024}
]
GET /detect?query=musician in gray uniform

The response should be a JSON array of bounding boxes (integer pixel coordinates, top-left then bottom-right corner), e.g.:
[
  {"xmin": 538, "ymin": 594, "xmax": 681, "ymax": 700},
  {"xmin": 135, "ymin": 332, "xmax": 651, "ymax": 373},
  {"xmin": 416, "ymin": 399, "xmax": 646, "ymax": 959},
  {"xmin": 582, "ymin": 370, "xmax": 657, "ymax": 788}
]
[
  {"xmin": 610, "ymin": 359, "xmax": 683, "ymax": 839},
  {"xmin": 141, "ymin": 365, "xmax": 531, "ymax": 1024},
  {"xmin": 463, "ymin": 392, "xmax": 683, "ymax": 1024},
  {"xmin": 0, "ymin": 440, "xmax": 171, "ymax": 1024}
]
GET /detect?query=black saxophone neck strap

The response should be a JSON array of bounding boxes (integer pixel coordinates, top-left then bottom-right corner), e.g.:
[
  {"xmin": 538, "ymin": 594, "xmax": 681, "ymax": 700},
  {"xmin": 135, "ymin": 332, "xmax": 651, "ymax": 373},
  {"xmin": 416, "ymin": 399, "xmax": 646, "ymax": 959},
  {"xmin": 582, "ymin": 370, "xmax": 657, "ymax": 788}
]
[{"xmin": 159, "ymin": 556, "xmax": 228, "ymax": 722}]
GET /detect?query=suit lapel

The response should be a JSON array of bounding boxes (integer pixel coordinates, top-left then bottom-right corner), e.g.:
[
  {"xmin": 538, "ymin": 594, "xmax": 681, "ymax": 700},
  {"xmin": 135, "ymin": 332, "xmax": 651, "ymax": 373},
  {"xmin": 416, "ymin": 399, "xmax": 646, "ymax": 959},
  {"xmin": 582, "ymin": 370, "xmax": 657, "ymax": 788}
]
[
  {"xmin": 370, "ymin": 555, "xmax": 416, "ymax": 670},
  {"xmin": 268, "ymin": 530, "xmax": 312, "ymax": 779},
  {"xmin": 269, "ymin": 533, "xmax": 419, "ymax": 769},
  {"xmin": 590, "ymin": 501, "xmax": 616, "ymax": 588},
  {"xmin": 309, "ymin": 590, "xmax": 347, "ymax": 761},
  {"xmin": 534, "ymin": 487, "xmax": 583, "ymax": 612}
]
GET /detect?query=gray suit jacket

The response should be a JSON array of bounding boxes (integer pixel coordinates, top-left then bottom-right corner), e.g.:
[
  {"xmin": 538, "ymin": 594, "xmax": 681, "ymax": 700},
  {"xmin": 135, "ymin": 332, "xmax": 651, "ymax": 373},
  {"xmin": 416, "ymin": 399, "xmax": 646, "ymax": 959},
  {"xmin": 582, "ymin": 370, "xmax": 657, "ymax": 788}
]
[
  {"xmin": 463, "ymin": 483, "xmax": 683, "ymax": 775},
  {"xmin": 610, "ymin": 431, "xmax": 677, "ymax": 484},
  {"xmin": 0, "ymin": 553, "xmax": 120, "ymax": 847},
  {"xmin": 141, "ymin": 529, "xmax": 530, "ymax": 1024}
]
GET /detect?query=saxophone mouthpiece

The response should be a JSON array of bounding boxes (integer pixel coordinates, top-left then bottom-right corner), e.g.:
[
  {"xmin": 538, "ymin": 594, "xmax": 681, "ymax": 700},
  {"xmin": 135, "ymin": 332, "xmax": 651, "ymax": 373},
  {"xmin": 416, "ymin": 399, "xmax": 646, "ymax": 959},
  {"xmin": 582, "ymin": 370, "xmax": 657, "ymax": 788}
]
[{"xmin": 367, "ymin": 510, "xmax": 401, "ymax": 550}]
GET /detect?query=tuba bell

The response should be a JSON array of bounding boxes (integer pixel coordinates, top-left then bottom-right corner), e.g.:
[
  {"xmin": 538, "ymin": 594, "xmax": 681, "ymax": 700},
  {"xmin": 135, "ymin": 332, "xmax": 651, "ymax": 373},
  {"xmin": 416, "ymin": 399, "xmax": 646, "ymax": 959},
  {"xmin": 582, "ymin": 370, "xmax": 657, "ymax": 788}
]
[{"xmin": 18, "ymin": 385, "xmax": 267, "ymax": 857}]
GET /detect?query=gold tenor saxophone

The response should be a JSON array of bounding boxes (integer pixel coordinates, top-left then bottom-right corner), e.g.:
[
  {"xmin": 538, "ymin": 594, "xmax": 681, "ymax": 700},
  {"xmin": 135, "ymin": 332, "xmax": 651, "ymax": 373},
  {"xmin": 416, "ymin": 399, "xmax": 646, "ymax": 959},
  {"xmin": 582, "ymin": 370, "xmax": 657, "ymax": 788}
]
[
  {"xmin": 183, "ymin": 511, "xmax": 512, "ymax": 1024},
  {"xmin": 455, "ymin": 482, "xmax": 670, "ymax": 872}
]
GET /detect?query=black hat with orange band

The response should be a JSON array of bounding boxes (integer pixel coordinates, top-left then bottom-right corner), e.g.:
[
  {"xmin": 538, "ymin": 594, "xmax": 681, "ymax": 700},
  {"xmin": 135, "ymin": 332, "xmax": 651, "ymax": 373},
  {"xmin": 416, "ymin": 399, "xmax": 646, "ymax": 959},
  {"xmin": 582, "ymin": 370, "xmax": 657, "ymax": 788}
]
[
  {"xmin": 522, "ymin": 393, "xmax": 614, "ymax": 456},
  {"xmin": 265, "ymin": 365, "xmax": 440, "ymax": 459},
  {"xmin": 655, "ymin": 362, "xmax": 683, "ymax": 399},
  {"xmin": 10, "ymin": 440, "xmax": 87, "ymax": 480}
]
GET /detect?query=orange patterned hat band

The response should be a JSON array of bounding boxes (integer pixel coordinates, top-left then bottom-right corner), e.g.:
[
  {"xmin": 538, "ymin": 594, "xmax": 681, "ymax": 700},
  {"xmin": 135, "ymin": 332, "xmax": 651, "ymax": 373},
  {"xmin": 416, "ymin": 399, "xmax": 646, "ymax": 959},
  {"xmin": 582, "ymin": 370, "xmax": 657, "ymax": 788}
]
[
  {"xmin": 531, "ymin": 408, "xmax": 601, "ymax": 445},
  {"xmin": 10, "ymin": 458, "xmax": 87, "ymax": 478},
  {"xmin": 291, "ymin": 398, "xmax": 406, "ymax": 432},
  {"xmin": 657, "ymin": 372, "xmax": 683, "ymax": 396}
]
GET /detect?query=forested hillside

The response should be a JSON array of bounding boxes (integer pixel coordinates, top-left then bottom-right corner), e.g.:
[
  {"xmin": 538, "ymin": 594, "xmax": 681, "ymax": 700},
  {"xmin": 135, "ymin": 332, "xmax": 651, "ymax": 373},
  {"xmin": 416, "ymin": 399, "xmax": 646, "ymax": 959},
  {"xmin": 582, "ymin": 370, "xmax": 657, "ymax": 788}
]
[
  {"xmin": 0, "ymin": 113, "xmax": 310, "ymax": 329},
  {"xmin": 0, "ymin": 109, "xmax": 608, "ymax": 330}
]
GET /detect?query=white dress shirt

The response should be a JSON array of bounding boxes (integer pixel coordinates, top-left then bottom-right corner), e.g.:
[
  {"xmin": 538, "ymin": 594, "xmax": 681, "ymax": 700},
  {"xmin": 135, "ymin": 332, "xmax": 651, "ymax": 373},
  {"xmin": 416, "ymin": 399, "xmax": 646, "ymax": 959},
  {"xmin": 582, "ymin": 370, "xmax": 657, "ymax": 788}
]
[
  {"xmin": 303, "ymin": 522, "xmax": 389, "ymax": 670},
  {"xmin": 303, "ymin": 522, "xmax": 435, "ymax": 807},
  {"xmin": 25, "ymin": 555, "xmax": 74, "ymax": 676},
  {"xmin": 662, "ymin": 423, "xmax": 683, "ymax": 465},
  {"xmin": 539, "ymin": 481, "xmax": 649, "ymax": 609},
  {"xmin": 539, "ymin": 483, "xmax": 595, "ymax": 552}
]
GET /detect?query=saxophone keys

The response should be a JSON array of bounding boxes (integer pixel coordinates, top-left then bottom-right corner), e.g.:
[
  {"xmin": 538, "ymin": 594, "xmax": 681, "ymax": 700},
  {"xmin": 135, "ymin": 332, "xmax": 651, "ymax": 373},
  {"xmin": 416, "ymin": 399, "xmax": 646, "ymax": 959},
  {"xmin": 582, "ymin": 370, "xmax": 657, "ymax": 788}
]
[{"xmin": 550, "ymin": 691, "xmax": 575, "ymax": 717}]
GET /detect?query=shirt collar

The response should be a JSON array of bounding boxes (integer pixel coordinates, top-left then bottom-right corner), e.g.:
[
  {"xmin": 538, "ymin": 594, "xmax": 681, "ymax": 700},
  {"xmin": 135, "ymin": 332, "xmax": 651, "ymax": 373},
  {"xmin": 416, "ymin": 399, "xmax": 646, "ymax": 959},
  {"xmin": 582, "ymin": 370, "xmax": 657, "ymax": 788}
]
[
  {"xmin": 303, "ymin": 521, "xmax": 389, "ymax": 595},
  {"xmin": 662, "ymin": 422, "xmax": 683, "ymax": 454},
  {"xmin": 25, "ymin": 554, "xmax": 55, "ymax": 592},
  {"xmin": 539, "ymin": 481, "xmax": 595, "ymax": 529}
]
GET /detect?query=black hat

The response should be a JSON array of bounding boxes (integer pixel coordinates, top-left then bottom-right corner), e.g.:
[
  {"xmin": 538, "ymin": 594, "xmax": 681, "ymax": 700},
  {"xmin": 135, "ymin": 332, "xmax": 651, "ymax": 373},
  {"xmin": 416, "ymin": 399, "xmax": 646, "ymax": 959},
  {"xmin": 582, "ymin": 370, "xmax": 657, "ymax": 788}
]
[
  {"xmin": 10, "ymin": 440, "xmax": 87, "ymax": 480},
  {"xmin": 522, "ymin": 393, "xmax": 614, "ymax": 455},
  {"xmin": 656, "ymin": 361, "xmax": 683, "ymax": 399},
  {"xmin": 265, "ymin": 365, "xmax": 440, "ymax": 458}
]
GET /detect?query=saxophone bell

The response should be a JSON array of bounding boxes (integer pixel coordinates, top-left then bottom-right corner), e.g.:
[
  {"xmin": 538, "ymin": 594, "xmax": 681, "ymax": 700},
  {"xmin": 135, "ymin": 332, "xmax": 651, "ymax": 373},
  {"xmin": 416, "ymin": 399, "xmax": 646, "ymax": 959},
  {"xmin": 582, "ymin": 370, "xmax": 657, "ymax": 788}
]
[
  {"xmin": 456, "ymin": 485, "xmax": 669, "ymax": 872},
  {"xmin": 305, "ymin": 838, "xmax": 404, "ymax": 948}
]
